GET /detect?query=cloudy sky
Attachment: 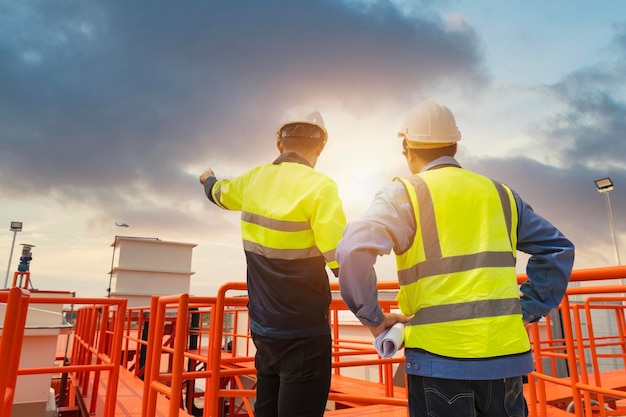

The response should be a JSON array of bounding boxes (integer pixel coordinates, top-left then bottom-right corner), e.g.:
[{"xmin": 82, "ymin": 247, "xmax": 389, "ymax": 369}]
[{"xmin": 1, "ymin": 0, "xmax": 625, "ymax": 298}]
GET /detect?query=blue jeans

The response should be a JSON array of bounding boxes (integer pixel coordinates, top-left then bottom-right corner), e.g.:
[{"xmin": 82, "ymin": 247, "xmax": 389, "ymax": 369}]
[
  {"xmin": 407, "ymin": 374, "xmax": 528, "ymax": 417},
  {"xmin": 252, "ymin": 332, "xmax": 331, "ymax": 417}
]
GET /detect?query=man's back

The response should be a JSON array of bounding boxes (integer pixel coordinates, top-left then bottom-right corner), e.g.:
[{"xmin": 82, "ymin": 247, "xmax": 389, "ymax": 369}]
[
  {"xmin": 336, "ymin": 99, "xmax": 574, "ymax": 417},
  {"xmin": 208, "ymin": 151, "xmax": 345, "ymax": 338},
  {"xmin": 199, "ymin": 109, "xmax": 345, "ymax": 417}
]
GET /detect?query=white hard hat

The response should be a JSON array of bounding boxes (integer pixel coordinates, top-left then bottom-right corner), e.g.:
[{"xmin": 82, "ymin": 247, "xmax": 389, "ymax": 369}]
[
  {"xmin": 398, "ymin": 100, "xmax": 461, "ymax": 149},
  {"xmin": 276, "ymin": 110, "xmax": 328, "ymax": 142}
]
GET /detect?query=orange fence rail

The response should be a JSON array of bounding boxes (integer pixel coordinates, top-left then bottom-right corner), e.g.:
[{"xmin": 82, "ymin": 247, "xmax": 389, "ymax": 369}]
[
  {"xmin": 0, "ymin": 287, "xmax": 30, "ymax": 417},
  {"xmin": 5, "ymin": 265, "xmax": 626, "ymax": 417},
  {"xmin": 139, "ymin": 281, "xmax": 408, "ymax": 417},
  {"xmin": 524, "ymin": 266, "xmax": 626, "ymax": 417},
  {"xmin": 3, "ymin": 294, "xmax": 127, "ymax": 417},
  {"xmin": 139, "ymin": 267, "xmax": 626, "ymax": 417}
]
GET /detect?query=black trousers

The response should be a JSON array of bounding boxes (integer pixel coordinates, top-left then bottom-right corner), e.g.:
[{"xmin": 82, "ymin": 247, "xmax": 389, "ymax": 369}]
[{"xmin": 251, "ymin": 332, "xmax": 331, "ymax": 417}]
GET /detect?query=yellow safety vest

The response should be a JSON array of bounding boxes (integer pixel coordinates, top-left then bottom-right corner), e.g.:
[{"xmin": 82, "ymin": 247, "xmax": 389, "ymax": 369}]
[
  {"xmin": 211, "ymin": 161, "xmax": 345, "ymax": 270},
  {"xmin": 395, "ymin": 167, "xmax": 529, "ymax": 358}
]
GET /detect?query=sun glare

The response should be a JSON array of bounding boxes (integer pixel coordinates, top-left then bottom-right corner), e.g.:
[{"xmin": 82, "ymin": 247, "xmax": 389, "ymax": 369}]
[{"xmin": 315, "ymin": 105, "xmax": 408, "ymax": 221}]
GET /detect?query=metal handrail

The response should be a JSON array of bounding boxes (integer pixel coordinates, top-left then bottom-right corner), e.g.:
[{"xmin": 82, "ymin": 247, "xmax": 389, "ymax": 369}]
[{"xmin": 0, "ymin": 287, "xmax": 30, "ymax": 417}]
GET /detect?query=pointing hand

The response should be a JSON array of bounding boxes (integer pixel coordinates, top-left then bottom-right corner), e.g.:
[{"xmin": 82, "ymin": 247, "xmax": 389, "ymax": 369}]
[{"xmin": 199, "ymin": 168, "xmax": 216, "ymax": 184}]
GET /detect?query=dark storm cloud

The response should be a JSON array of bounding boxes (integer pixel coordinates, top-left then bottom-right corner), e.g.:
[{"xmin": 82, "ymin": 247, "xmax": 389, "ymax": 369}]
[
  {"xmin": 538, "ymin": 73, "xmax": 626, "ymax": 167},
  {"xmin": 0, "ymin": 0, "xmax": 487, "ymax": 217},
  {"xmin": 531, "ymin": 25, "xmax": 626, "ymax": 169}
]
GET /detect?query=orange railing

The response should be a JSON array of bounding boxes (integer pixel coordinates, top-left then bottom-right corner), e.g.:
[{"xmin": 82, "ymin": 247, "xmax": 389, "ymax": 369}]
[
  {"xmin": 140, "ymin": 288, "xmax": 254, "ymax": 417},
  {"xmin": 140, "ymin": 281, "xmax": 408, "ymax": 417},
  {"xmin": 143, "ymin": 294, "xmax": 189, "ymax": 417},
  {"xmin": 120, "ymin": 304, "xmax": 153, "ymax": 379},
  {"xmin": 5, "ymin": 265, "xmax": 626, "ymax": 417},
  {"xmin": 0, "ymin": 287, "xmax": 30, "ymax": 417},
  {"xmin": 7, "ymin": 295, "xmax": 126, "ymax": 417},
  {"xmin": 139, "ymin": 266, "xmax": 626, "ymax": 417},
  {"xmin": 524, "ymin": 266, "xmax": 626, "ymax": 417}
]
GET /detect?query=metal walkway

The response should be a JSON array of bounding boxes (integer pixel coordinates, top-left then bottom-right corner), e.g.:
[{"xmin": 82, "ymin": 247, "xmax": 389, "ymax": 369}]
[{"xmin": 96, "ymin": 368, "xmax": 192, "ymax": 417}]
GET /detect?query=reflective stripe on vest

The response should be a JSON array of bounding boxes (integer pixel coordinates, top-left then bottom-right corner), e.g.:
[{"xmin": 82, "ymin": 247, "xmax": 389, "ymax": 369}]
[
  {"xmin": 240, "ymin": 211, "xmax": 323, "ymax": 260},
  {"xmin": 395, "ymin": 168, "xmax": 529, "ymax": 358}
]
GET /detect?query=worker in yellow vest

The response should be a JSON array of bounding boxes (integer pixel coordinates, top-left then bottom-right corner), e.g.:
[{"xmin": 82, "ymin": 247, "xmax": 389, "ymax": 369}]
[
  {"xmin": 199, "ymin": 110, "xmax": 346, "ymax": 417},
  {"xmin": 336, "ymin": 100, "xmax": 575, "ymax": 417}
]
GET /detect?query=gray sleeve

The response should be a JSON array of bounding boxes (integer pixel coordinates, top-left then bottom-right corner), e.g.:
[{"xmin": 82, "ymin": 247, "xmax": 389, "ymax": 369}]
[
  {"xmin": 337, "ymin": 181, "xmax": 416, "ymax": 325},
  {"xmin": 203, "ymin": 176, "xmax": 218, "ymax": 204}
]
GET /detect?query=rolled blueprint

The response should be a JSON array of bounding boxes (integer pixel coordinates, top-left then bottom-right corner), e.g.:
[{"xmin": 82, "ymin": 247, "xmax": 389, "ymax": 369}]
[{"xmin": 373, "ymin": 323, "xmax": 405, "ymax": 358}]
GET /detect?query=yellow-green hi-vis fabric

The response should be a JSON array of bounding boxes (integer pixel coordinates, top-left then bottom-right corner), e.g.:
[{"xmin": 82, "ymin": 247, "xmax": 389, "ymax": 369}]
[
  {"xmin": 394, "ymin": 167, "xmax": 530, "ymax": 359},
  {"xmin": 211, "ymin": 162, "xmax": 345, "ymax": 270}
]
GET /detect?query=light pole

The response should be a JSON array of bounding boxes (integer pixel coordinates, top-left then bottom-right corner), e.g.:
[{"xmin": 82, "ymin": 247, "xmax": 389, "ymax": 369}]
[
  {"xmin": 4, "ymin": 221, "xmax": 23, "ymax": 289},
  {"xmin": 594, "ymin": 177, "xmax": 621, "ymax": 265},
  {"xmin": 108, "ymin": 222, "xmax": 130, "ymax": 298}
]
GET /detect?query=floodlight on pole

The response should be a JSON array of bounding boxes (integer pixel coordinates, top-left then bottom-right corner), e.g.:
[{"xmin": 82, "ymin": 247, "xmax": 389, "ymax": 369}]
[
  {"xmin": 594, "ymin": 177, "xmax": 621, "ymax": 265},
  {"xmin": 4, "ymin": 221, "xmax": 23, "ymax": 289}
]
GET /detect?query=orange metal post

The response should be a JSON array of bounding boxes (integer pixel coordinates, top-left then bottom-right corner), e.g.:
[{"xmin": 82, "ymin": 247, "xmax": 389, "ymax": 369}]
[
  {"xmin": 560, "ymin": 295, "xmax": 585, "ymax": 417},
  {"xmin": 0, "ymin": 287, "xmax": 30, "ymax": 417},
  {"xmin": 142, "ymin": 296, "xmax": 160, "ymax": 417},
  {"xmin": 206, "ymin": 282, "xmax": 248, "ymax": 417},
  {"xmin": 144, "ymin": 293, "xmax": 191, "ymax": 417},
  {"xmin": 103, "ymin": 302, "xmax": 126, "ymax": 417},
  {"xmin": 90, "ymin": 305, "xmax": 109, "ymax": 413},
  {"xmin": 168, "ymin": 294, "xmax": 190, "ymax": 417}
]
